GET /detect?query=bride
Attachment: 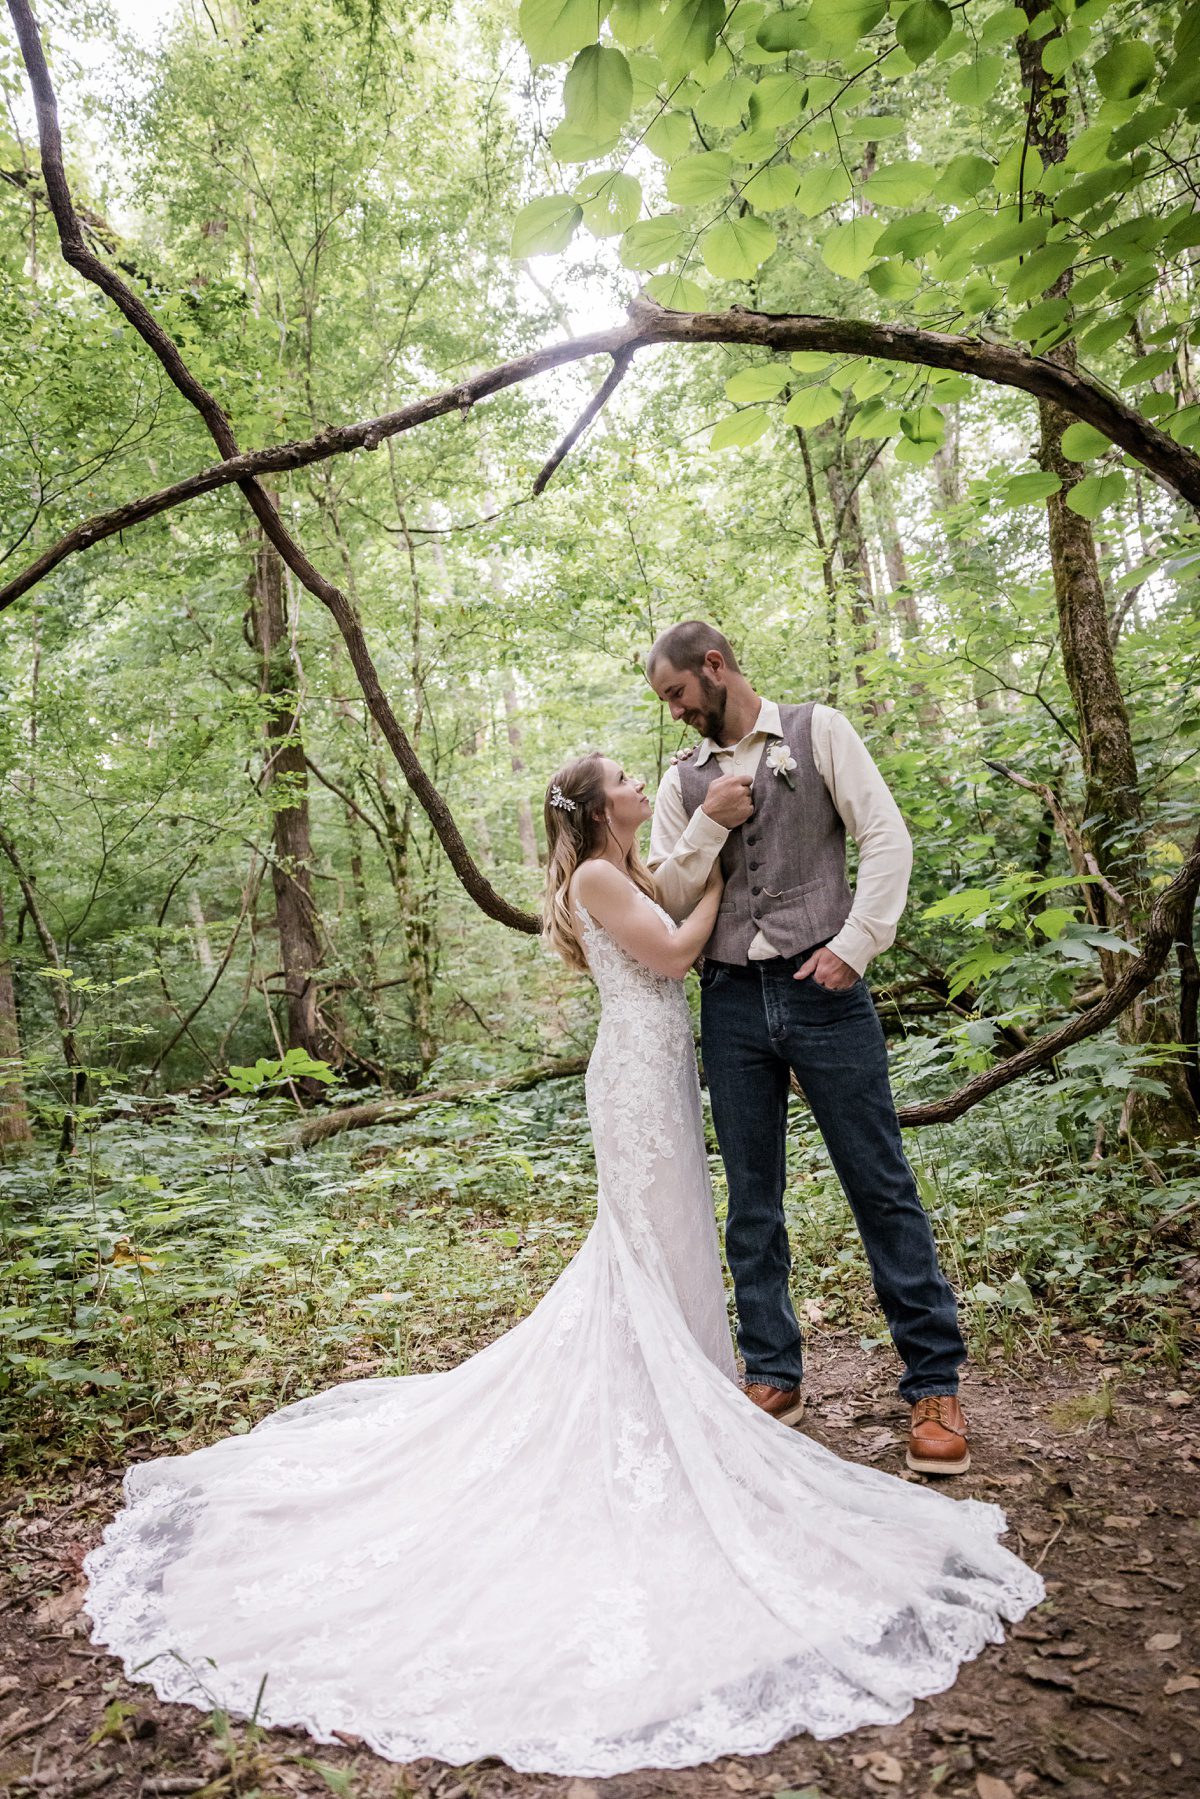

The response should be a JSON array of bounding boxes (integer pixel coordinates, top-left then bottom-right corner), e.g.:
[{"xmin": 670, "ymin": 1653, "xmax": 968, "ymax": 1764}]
[{"xmin": 83, "ymin": 750, "xmax": 1044, "ymax": 1777}]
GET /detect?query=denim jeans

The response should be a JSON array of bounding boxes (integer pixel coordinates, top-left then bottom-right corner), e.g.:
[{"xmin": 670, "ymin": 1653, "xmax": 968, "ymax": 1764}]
[{"xmin": 699, "ymin": 954, "xmax": 966, "ymax": 1403}]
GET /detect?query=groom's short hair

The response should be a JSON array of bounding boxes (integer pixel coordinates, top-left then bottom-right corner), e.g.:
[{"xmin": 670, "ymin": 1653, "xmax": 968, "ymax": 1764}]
[{"xmin": 646, "ymin": 621, "xmax": 741, "ymax": 679}]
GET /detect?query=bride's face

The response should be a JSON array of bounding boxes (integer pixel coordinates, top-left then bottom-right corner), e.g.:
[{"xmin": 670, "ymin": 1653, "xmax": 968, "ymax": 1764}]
[{"xmin": 598, "ymin": 759, "xmax": 651, "ymax": 836}]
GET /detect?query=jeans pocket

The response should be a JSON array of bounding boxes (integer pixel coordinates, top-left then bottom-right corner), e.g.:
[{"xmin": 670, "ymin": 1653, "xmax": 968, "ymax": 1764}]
[{"xmin": 699, "ymin": 961, "xmax": 727, "ymax": 991}]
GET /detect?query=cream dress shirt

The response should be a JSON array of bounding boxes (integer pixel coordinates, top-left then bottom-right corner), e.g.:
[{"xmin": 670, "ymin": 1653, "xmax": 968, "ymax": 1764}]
[{"xmin": 646, "ymin": 698, "xmax": 912, "ymax": 977}]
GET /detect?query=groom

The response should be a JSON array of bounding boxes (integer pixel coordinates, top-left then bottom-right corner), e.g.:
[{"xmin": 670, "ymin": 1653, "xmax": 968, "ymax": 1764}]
[{"xmin": 645, "ymin": 621, "xmax": 971, "ymax": 1476}]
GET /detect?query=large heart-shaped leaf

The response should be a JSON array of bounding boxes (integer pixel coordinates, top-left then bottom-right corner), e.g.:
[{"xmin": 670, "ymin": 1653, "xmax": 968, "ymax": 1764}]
[
  {"xmin": 820, "ymin": 217, "xmax": 884, "ymax": 278},
  {"xmin": 655, "ymin": 0, "xmax": 723, "ymax": 82},
  {"xmin": 666, "ymin": 151, "xmax": 733, "ymax": 204},
  {"xmin": 710, "ymin": 408, "xmax": 772, "ymax": 448},
  {"xmin": 701, "ymin": 214, "xmax": 778, "ymax": 278},
  {"xmin": 563, "ymin": 45, "xmax": 634, "ymax": 137},
  {"xmin": 518, "ymin": 0, "xmax": 603, "ymax": 64},
  {"xmin": 619, "ymin": 215, "xmax": 688, "ymax": 269},
  {"xmin": 511, "ymin": 195, "xmax": 583, "ymax": 258}
]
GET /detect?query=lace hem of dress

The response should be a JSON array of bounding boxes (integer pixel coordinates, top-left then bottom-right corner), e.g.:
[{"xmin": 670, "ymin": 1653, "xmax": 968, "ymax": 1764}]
[{"xmin": 82, "ymin": 1482, "xmax": 1044, "ymax": 1779}]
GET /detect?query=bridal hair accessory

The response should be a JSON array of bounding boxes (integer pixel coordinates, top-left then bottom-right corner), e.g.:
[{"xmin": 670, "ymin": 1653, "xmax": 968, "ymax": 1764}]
[
  {"xmin": 550, "ymin": 784, "xmax": 576, "ymax": 812},
  {"xmin": 765, "ymin": 740, "xmax": 797, "ymax": 790}
]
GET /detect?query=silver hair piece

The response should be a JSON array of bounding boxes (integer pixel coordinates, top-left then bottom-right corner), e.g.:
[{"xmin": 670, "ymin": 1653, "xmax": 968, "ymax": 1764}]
[{"xmin": 549, "ymin": 783, "xmax": 576, "ymax": 813}]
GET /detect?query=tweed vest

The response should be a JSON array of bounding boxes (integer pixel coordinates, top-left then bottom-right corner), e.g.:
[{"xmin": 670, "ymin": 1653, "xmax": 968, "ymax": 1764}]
[{"xmin": 675, "ymin": 701, "xmax": 853, "ymax": 964}]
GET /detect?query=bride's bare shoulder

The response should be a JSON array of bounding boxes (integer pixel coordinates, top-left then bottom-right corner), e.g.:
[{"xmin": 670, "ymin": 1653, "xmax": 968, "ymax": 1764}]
[{"xmin": 570, "ymin": 859, "xmax": 628, "ymax": 907}]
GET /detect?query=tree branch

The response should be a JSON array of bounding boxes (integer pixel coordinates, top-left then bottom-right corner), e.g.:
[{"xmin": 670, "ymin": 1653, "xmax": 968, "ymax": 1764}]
[
  {"xmin": 533, "ymin": 347, "xmax": 634, "ymax": 495},
  {"xmin": 895, "ymin": 827, "xmax": 1200, "ymax": 1125}
]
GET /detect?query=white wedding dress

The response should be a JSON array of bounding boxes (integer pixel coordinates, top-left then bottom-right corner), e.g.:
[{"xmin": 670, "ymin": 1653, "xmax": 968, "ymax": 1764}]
[{"xmin": 83, "ymin": 891, "xmax": 1044, "ymax": 1776}]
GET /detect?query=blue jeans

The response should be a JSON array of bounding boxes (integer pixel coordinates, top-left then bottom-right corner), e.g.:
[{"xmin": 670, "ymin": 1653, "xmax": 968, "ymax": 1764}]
[{"xmin": 699, "ymin": 955, "xmax": 966, "ymax": 1403}]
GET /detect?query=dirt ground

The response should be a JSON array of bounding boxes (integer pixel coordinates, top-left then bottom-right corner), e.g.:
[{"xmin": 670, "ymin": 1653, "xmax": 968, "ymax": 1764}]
[{"xmin": 2, "ymin": 1335, "xmax": 1198, "ymax": 1799}]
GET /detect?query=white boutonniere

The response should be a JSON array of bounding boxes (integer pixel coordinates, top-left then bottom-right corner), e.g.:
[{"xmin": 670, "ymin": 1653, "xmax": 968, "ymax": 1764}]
[{"xmin": 765, "ymin": 740, "xmax": 797, "ymax": 789}]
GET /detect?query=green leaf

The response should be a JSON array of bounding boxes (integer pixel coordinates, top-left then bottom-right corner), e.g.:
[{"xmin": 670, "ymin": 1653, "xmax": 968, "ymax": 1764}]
[
  {"xmin": 980, "ymin": 6, "xmax": 1028, "ymax": 47},
  {"xmin": 576, "ymin": 171, "xmax": 642, "ymax": 236},
  {"xmin": 518, "ymin": 0, "xmax": 603, "ymax": 64},
  {"xmin": 1119, "ymin": 349, "xmax": 1176, "ymax": 387},
  {"xmin": 820, "ymin": 217, "xmax": 884, "ymax": 279},
  {"xmin": 845, "ymin": 402, "xmax": 903, "ymax": 439},
  {"xmin": 874, "ymin": 211, "xmax": 942, "ymax": 256},
  {"xmin": 701, "ymin": 213, "xmax": 778, "ymax": 278},
  {"xmin": 900, "ymin": 404, "xmax": 944, "ymax": 444},
  {"xmin": 693, "ymin": 75, "xmax": 754, "ymax": 127},
  {"xmin": 724, "ymin": 363, "xmax": 790, "ymax": 401},
  {"xmin": 655, "ymin": 0, "xmax": 723, "ymax": 81},
  {"xmin": 892, "ymin": 436, "xmax": 940, "ymax": 465},
  {"xmin": 750, "ymin": 73, "xmax": 808, "ymax": 128},
  {"xmin": 666, "ymin": 150, "xmax": 732, "ymax": 203},
  {"xmin": 740, "ymin": 163, "xmax": 800, "ymax": 209},
  {"xmin": 932, "ymin": 152, "xmax": 994, "ymax": 203},
  {"xmin": 1076, "ymin": 312, "xmax": 1134, "ymax": 357},
  {"xmin": 783, "ymin": 385, "xmax": 842, "ymax": 426},
  {"xmin": 1034, "ymin": 906, "xmax": 1077, "ymax": 940},
  {"xmin": 756, "ymin": 7, "xmax": 816, "ymax": 51},
  {"xmin": 947, "ymin": 54, "xmax": 1003, "ymax": 106},
  {"xmin": 865, "ymin": 160, "xmax": 934, "ymax": 206},
  {"xmin": 1060, "ymin": 420, "xmax": 1111, "ymax": 460},
  {"xmin": 563, "ymin": 45, "xmax": 634, "ymax": 135},
  {"xmin": 998, "ymin": 470, "xmax": 1063, "ymax": 507},
  {"xmin": 791, "ymin": 351, "xmax": 835, "ymax": 372},
  {"xmin": 644, "ymin": 111, "xmax": 692, "ymax": 159},
  {"xmin": 960, "ymin": 274, "xmax": 1000, "ymax": 314},
  {"xmin": 610, "ymin": 0, "xmax": 662, "ymax": 47},
  {"xmin": 1064, "ymin": 469, "xmax": 1128, "ymax": 518},
  {"xmin": 807, "ymin": 0, "xmax": 887, "ymax": 46},
  {"xmin": 1092, "ymin": 39, "xmax": 1155, "ymax": 101},
  {"xmin": 1012, "ymin": 295, "xmax": 1070, "ymax": 342},
  {"xmin": 511, "ymin": 195, "xmax": 583, "ymax": 258},
  {"xmin": 976, "ymin": 214, "xmax": 1049, "ymax": 264},
  {"xmin": 550, "ymin": 119, "xmax": 622, "ymax": 161},
  {"xmin": 1042, "ymin": 23, "xmax": 1090, "ymax": 77},
  {"xmin": 644, "ymin": 271, "xmax": 709, "ymax": 309},
  {"xmin": 794, "ymin": 164, "xmax": 853, "ymax": 216},
  {"xmin": 710, "ymin": 407, "xmax": 772, "ymax": 448},
  {"xmin": 1006, "ymin": 241, "xmax": 1077, "ymax": 306},
  {"xmin": 866, "ymin": 258, "xmax": 921, "ymax": 300},
  {"xmin": 895, "ymin": 0, "xmax": 953, "ymax": 65},
  {"xmin": 619, "ymin": 214, "xmax": 687, "ymax": 268}
]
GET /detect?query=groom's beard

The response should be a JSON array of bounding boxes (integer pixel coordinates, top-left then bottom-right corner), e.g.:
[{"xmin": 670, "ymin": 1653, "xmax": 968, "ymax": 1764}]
[{"xmin": 687, "ymin": 674, "xmax": 727, "ymax": 742}]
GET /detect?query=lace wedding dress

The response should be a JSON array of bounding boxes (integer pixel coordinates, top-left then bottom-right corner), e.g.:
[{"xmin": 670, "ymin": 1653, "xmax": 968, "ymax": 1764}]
[{"xmin": 83, "ymin": 890, "xmax": 1044, "ymax": 1776}]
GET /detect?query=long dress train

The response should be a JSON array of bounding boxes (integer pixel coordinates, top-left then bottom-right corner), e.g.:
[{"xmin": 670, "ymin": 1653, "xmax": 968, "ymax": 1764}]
[{"xmin": 82, "ymin": 892, "xmax": 1044, "ymax": 1777}]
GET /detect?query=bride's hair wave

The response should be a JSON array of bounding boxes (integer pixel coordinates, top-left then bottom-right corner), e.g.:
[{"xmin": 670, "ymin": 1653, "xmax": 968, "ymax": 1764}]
[{"xmin": 542, "ymin": 751, "xmax": 657, "ymax": 972}]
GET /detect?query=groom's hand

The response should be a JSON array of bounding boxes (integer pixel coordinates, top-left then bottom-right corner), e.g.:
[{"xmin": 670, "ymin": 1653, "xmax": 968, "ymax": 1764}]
[
  {"xmin": 794, "ymin": 947, "xmax": 858, "ymax": 990},
  {"xmin": 701, "ymin": 774, "xmax": 754, "ymax": 828}
]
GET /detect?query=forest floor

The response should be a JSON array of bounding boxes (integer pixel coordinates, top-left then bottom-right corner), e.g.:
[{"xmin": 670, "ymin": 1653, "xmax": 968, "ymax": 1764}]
[{"xmin": 2, "ymin": 1335, "xmax": 1198, "ymax": 1799}]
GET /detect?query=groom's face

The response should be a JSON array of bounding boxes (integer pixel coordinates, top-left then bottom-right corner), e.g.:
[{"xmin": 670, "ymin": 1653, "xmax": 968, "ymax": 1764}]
[{"xmin": 651, "ymin": 658, "xmax": 728, "ymax": 742}]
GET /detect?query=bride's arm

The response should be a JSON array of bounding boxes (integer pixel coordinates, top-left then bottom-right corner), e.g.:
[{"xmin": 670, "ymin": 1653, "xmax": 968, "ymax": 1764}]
[{"xmin": 571, "ymin": 860, "xmax": 722, "ymax": 980}]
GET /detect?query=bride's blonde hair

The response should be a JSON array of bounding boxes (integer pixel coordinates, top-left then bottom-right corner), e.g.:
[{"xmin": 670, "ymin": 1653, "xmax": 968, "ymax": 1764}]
[{"xmin": 542, "ymin": 751, "xmax": 657, "ymax": 972}]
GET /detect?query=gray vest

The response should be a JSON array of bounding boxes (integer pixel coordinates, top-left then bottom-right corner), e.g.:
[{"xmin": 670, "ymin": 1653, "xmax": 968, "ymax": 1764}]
[{"xmin": 675, "ymin": 701, "xmax": 852, "ymax": 964}]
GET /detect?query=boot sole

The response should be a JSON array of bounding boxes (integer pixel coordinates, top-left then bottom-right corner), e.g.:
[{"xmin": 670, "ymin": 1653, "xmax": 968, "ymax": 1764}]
[
  {"xmin": 906, "ymin": 1447, "xmax": 971, "ymax": 1475},
  {"xmin": 767, "ymin": 1396, "xmax": 807, "ymax": 1427}
]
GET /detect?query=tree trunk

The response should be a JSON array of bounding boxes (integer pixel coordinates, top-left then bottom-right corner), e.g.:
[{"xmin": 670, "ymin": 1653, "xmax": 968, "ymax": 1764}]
[
  {"xmin": 248, "ymin": 521, "xmax": 328, "ymax": 1065},
  {"xmin": 825, "ymin": 435, "xmax": 883, "ymax": 716},
  {"xmin": 0, "ymin": 884, "xmax": 32, "ymax": 1151},
  {"xmin": 1019, "ymin": 26, "xmax": 1196, "ymax": 1145}
]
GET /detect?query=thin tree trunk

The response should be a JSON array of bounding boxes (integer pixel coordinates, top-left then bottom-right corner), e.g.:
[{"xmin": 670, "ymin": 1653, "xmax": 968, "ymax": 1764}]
[
  {"xmin": 248, "ymin": 515, "xmax": 328, "ymax": 1065},
  {"xmin": 0, "ymin": 884, "xmax": 32, "ymax": 1150},
  {"xmin": 503, "ymin": 684, "xmax": 540, "ymax": 869},
  {"xmin": 1019, "ymin": 25, "xmax": 1196, "ymax": 1144}
]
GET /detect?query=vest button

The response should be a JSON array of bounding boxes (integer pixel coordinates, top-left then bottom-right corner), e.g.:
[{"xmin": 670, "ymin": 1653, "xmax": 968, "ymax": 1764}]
[
  {"xmin": 748, "ymin": 860, "xmax": 759, "ymax": 870},
  {"xmin": 745, "ymin": 833, "xmax": 758, "ymax": 843},
  {"xmin": 751, "ymin": 884, "xmax": 762, "ymax": 896}
]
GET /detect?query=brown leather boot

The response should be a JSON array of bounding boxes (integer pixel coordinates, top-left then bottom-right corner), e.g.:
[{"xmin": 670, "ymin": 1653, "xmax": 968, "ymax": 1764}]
[
  {"xmin": 744, "ymin": 1382, "xmax": 806, "ymax": 1427},
  {"xmin": 906, "ymin": 1394, "xmax": 970, "ymax": 1474}
]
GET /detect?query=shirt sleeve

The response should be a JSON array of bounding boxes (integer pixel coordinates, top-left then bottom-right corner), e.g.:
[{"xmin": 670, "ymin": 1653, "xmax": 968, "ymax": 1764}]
[
  {"xmin": 810, "ymin": 704, "xmax": 913, "ymax": 977},
  {"xmin": 646, "ymin": 762, "xmax": 729, "ymax": 924}
]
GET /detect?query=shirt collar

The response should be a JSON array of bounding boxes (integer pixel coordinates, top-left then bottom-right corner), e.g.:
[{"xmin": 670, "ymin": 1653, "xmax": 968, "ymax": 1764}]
[{"xmin": 694, "ymin": 696, "xmax": 782, "ymax": 765}]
